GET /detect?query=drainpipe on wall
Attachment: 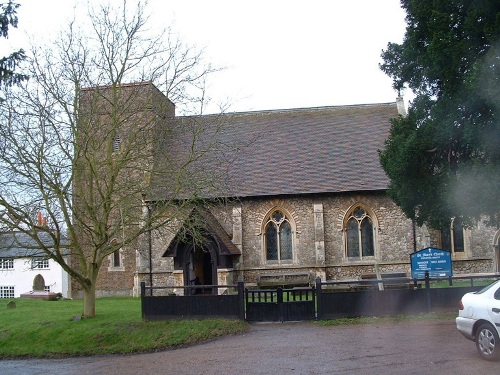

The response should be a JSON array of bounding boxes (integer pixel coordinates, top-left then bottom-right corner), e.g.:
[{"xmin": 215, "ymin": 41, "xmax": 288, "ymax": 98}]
[
  {"xmin": 412, "ymin": 220, "xmax": 417, "ymax": 253},
  {"xmin": 147, "ymin": 204, "xmax": 153, "ymax": 296}
]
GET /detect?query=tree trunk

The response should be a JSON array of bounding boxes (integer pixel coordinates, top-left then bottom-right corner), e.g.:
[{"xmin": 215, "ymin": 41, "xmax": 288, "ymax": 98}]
[{"xmin": 82, "ymin": 282, "xmax": 97, "ymax": 318}]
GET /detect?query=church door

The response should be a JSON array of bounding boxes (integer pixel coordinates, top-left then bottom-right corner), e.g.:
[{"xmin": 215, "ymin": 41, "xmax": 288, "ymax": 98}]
[{"xmin": 185, "ymin": 245, "xmax": 216, "ymax": 294}]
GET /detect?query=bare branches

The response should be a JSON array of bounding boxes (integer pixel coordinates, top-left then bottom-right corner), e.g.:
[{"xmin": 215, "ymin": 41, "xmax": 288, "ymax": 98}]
[{"xmin": 0, "ymin": 1, "xmax": 225, "ymax": 316}]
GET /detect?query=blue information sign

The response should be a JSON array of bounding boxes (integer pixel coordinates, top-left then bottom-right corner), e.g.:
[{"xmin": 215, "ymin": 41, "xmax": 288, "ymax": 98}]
[{"xmin": 410, "ymin": 247, "xmax": 452, "ymax": 279}]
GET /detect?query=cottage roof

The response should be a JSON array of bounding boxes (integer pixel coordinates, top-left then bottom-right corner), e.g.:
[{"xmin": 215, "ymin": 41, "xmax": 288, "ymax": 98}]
[
  {"xmin": 148, "ymin": 102, "xmax": 398, "ymax": 200},
  {"xmin": 0, "ymin": 231, "xmax": 68, "ymax": 258}
]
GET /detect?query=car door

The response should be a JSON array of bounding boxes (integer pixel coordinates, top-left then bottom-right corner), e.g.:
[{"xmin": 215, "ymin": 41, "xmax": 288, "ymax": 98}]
[{"xmin": 487, "ymin": 283, "xmax": 500, "ymax": 332}]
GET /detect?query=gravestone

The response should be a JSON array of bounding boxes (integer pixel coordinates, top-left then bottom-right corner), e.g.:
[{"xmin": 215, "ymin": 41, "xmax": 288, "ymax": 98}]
[
  {"xmin": 20, "ymin": 274, "xmax": 58, "ymax": 300},
  {"xmin": 33, "ymin": 274, "xmax": 46, "ymax": 291},
  {"xmin": 7, "ymin": 301, "xmax": 16, "ymax": 309}
]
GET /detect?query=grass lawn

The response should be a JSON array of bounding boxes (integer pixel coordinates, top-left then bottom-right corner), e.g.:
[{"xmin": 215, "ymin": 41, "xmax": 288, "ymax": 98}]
[
  {"xmin": 315, "ymin": 310, "xmax": 457, "ymax": 326},
  {"xmin": 0, "ymin": 297, "xmax": 248, "ymax": 359},
  {"xmin": 430, "ymin": 278, "xmax": 496, "ymax": 288}
]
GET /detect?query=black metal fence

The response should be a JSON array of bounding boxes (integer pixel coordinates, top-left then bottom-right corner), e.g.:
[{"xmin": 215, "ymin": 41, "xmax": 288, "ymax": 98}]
[
  {"xmin": 316, "ymin": 273, "xmax": 500, "ymax": 320},
  {"xmin": 140, "ymin": 282, "xmax": 245, "ymax": 321},
  {"xmin": 140, "ymin": 273, "xmax": 500, "ymax": 321}
]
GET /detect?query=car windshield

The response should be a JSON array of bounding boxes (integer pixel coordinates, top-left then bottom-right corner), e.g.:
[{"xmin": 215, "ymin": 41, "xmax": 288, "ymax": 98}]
[{"xmin": 474, "ymin": 280, "xmax": 500, "ymax": 294}]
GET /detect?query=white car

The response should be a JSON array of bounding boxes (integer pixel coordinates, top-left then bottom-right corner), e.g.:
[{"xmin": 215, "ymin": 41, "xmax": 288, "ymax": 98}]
[{"xmin": 456, "ymin": 279, "xmax": 500, "ymax": 361}]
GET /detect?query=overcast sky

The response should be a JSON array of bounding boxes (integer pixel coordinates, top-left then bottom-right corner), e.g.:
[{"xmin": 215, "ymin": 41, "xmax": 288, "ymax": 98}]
[{"xmin": 4, "ymin": 0, "xmax": 408, "ymax": 113}]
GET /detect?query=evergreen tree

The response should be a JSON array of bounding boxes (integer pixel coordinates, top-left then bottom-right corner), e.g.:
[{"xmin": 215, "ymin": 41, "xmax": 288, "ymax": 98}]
[
  {"xmin": 380, "ymin": 0, "xmax": 500, "ymax": 228},
  {"xmin": 0, "ymin": 1, "xmax": 27, "ymax": 88}
]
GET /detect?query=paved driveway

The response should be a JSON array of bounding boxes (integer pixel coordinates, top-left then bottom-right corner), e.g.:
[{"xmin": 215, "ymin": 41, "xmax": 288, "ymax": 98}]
[{"xmin": 2, "ymin": 319, "xmax": 498, "ymax": 375}]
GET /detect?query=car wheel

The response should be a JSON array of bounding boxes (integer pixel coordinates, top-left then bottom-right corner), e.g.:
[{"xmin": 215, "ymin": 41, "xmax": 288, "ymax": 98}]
[{"xmin": 475, "ymin": 323, "xmax": 500, "ymax": 361}]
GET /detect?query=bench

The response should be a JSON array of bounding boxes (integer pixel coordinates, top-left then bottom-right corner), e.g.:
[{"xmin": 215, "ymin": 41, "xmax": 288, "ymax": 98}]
[
  {"xmin": 257, "ymin": 272, "xmax": 312, "ymax": 288},
  {"xmin": 359, "ymin": 272, "xmax": 412, "ymax": 290}
]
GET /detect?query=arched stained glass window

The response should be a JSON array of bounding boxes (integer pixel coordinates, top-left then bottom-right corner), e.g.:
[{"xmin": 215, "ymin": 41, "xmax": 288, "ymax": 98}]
[
  {"xmin": 108, "ymin": 248, "xmax": 124, "ymax": 271},
  {"xmin": 266, "ymin": 222, "xmax": 278, "ymax": 260},
  {"xmin": 264, "ymin": 210, "xmax": 293, "ymax": 261},
  {"xmin": 113, "ymin": 250, "xmax": 121, "ymax": 267},
  {"xmin": 344, "ymin": 206, "xmax": 375, "ymax": 259},
  {"xmin": 452, "ymin": 218, "xmax": 464, "ymax": 253},
  {"xmin": 440, "ymin": 217, "xmax": 465, "ymax": 255},
  {"xmin": 280, "ymin": 221, "xmax": 293, "ymax": 260},
  {"xmin": 361, "ymin": 217, "xmax": 374, "ymax": 256},
  {"xmin": 346, "ymin": 218, "xmax": 359, "ymax": 257}
]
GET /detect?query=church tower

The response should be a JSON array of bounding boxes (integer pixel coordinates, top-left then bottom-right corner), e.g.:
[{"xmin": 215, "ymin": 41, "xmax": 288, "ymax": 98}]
[{"xmin": 71, "ymin": 82, "xmax": 175, "ymax": 297}]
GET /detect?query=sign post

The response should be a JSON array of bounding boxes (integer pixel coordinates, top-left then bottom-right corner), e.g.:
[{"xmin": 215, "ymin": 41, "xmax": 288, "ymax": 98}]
[{"xmin": 410, "ymin": 247, "xmax": 452, "ymax": 279}]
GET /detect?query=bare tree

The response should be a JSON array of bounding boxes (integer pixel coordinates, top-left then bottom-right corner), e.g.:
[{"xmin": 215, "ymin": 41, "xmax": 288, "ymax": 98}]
[{"xmin": 0, "ymin": 0, "xmax": 227, "ymax": 317}]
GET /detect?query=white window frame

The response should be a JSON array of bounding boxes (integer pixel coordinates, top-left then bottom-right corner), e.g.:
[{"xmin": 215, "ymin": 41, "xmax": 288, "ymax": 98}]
[
  {"xmin": 0, "ymin": 286, "xmax": 15, "ymax": 298},
  {"xmin": 0, "ymin": 258, "xmax": 14, "ymax": 270},
  {"xmin": 31, "ymin": 258, "xmax": 49, "ymax": 269}
]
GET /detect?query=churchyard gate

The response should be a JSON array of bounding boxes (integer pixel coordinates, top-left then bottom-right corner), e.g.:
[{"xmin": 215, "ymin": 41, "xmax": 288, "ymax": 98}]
[
  {"xmin": 140, "ymin": 274, "xmax": 500, "ymax": 322},
  {"xmin": 140, "ymin": 282, "xmax": 315, "ymax": 322},
  {"xmin": 245, "ymin": 286, "xmax": 316, "ymax": 322}
]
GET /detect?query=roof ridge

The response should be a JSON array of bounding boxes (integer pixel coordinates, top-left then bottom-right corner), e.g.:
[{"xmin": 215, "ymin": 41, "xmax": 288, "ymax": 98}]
[{"xmin": 181, "ymin": 102, "xmax": 397, "ymax": 118}]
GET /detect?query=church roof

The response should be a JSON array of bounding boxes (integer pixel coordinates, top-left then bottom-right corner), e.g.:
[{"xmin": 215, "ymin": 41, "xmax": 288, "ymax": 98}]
[{"xmin": 148, "ymin": 102, "xmax": 399, "ymax": 200}]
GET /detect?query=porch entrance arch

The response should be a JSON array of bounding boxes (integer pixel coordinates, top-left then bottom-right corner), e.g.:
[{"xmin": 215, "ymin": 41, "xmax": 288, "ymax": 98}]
[
  {"xmin": 185, "ymin": 241, "xmax": 217, "ymax": 294},
  {"xmin": 162, "ymin": 209, "xmax": 241, "ymax": 294}
]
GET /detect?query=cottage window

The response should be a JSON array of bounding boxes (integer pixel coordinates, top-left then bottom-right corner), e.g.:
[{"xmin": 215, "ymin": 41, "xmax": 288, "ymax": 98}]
[
  {"xmin": 0, "ymin": 286, "xmax": 14, "ymax": 298},
  {"xmin": 344, "ymin": 206, "xmax": 375, "ymax": 259},
  {"xmin": 264, "ymin": 210, "xmax": 293, "ymax": 262},
  {"xmin": 31, "ymin": 258, "xmax": 49, "ymax": 269},
  {"xmin": 0, "ymin": 258, "xmax": 14, "ymax": 270}
]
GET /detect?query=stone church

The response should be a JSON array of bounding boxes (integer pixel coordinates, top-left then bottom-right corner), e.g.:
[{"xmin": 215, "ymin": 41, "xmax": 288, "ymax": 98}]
[{"xmin": 75, "ymin": 82, "xmax": 500, "ymax": 298}]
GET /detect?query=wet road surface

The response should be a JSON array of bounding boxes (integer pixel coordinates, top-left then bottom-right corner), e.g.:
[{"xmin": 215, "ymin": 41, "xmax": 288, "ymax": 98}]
[{"xmin": 2, "ymin": 319, "xmax": 498, "ymax": 374}]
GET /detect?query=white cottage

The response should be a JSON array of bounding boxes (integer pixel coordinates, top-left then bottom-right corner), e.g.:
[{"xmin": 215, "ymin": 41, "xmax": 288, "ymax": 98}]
[{"xmin": 0, "ymin": 232, "xmax": 69, "ymax": 298}]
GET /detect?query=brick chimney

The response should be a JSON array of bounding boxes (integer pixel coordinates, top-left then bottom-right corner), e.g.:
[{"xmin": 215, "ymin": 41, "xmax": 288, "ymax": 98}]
[{"xmin": 37, "ymin": 212, "xmax": 47, "ymax": 227}]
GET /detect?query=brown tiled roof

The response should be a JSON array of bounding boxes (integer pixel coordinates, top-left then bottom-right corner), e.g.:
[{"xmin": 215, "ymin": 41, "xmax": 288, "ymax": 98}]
[{"xmin": 148, "ymin": 102, "xmax": 398, "ymax": 200}]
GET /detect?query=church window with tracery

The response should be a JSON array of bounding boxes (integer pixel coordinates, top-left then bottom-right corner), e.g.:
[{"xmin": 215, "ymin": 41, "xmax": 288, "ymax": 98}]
[
  {"xmin": 264, "ymin": 210, "xmax": 293, "ymax": 261},
  {"xmin": 344, "ymin": 206, "xmax": 375, "ymax": 259}
]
